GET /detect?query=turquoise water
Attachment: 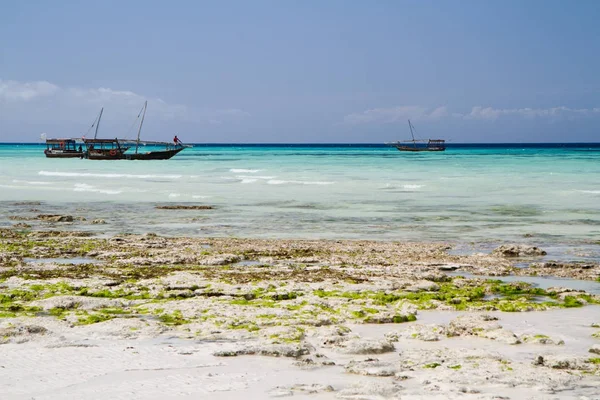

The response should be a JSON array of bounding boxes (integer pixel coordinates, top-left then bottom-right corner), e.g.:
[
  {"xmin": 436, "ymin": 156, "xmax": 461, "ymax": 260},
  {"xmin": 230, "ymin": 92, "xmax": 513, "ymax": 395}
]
[{"xmin": 1, "ymin": 143, "xmax": 599, "ymax": 260}]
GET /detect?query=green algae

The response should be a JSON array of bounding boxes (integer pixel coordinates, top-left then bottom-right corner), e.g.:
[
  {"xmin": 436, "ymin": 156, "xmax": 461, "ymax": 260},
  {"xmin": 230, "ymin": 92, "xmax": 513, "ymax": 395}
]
[
  {"xmin": 227, "ymin": 321, "xmax": 260, "ymax": 332},
  {"xmin": 48, "ymin": 307, "xmax": 68, "ymax": 319},
  {"xmin": 157, "ymin": 310, "xmax": 189, "ymax": 325},
  {"xmin": 75, "ymin": 312, "xmax": 115, "ymax": 325},
  {"xmin": 392, "ymin": 314, "xmax": 417, "ymax": 323},
  {"xmin": 562, "ymin": 296, "xmax": 585, "ymax": 308}
]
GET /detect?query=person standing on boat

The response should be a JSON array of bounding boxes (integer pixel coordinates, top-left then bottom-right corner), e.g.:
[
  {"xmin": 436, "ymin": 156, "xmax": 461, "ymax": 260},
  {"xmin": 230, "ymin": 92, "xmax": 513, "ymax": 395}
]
[{"xmin": 173, "ymin": 135, "xmax": 182, "ymax": 146}]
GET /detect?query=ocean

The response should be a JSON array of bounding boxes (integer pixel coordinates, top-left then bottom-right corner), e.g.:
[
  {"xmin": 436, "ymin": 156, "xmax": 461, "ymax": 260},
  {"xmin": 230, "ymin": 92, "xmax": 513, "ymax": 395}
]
[{"xmin": 1, "ymin": 143, "xmax": 599, "ymax": 262}]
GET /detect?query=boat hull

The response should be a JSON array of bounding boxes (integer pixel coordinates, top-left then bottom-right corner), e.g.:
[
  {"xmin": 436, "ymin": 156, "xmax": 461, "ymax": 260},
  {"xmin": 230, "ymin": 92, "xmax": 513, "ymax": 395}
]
[
  {"xmin": 44, "ymin": 150, "xmax": 84, "ymax": 158},
  {"xmin": 124, "ymin": 147, "xmax": 184, "ymax": 160},
  {"xmin": 395, "ymin": 146, "xmax": 446, "ymax": 152},
  {"xmin": 86, "ymin": 147, "xmax": 130, "ymax": 160}
]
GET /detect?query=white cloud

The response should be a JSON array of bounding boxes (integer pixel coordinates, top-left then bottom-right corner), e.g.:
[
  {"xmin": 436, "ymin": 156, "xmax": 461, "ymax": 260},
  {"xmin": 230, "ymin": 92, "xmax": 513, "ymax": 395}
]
[
  {"xmin": 344, "ymin": 104, "xmax": 600, "ymax": 124},
  {"xmin": 0, "ymin": 80, "xmax": 59, "ymax": 101},
  {"xmin": 0, "ymin": 79, "xmax": 249, "ymax": 124},
  {"xmin": 343, "ymin": 105, "xmax": 445, "ymax": 125},
  {"xmin": 464, "ymin": 106, "xmax": 599, "ymax": 120},
  {"xmin": 429, "ymin": 106, "xmax": 449, "ymax": 119}
]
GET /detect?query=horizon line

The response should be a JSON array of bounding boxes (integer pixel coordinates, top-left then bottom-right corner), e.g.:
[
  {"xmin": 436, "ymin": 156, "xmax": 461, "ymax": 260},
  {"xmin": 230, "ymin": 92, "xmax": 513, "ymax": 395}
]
[{"xmin": 2, "ymin": 141, "xmax": 600, "ymax": 145}]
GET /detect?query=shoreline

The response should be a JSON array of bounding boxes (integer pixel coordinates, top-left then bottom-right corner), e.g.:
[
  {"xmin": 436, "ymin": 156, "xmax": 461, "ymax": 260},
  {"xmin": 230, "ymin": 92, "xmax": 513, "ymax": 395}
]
[{"xmin": 1, "ymin": 227, "xmax": 600, "ymax": 399}]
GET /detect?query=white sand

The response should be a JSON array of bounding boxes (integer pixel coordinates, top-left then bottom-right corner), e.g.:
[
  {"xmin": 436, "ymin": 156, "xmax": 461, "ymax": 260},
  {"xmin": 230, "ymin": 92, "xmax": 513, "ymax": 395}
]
[{"xmin": 2, "ymin": 307, "xmax": 599, "ymax": 400}]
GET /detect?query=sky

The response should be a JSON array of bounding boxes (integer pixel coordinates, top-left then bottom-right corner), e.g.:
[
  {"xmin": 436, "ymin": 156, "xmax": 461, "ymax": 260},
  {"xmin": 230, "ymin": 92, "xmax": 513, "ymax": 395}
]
[{"xmin": 1, "ymin": 0, "xmax": 599, "ymax": 143}]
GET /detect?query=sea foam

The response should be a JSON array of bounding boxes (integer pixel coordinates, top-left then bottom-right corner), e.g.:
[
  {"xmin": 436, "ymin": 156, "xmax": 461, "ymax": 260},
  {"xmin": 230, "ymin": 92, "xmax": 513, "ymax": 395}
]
[
  {"xmin": 230, "ymin": 169, "xmax": 261, "ymax": 173},
  {"xmin": 578, "ymin": 190, "xmax": 600, "ymax": 194},
  {"xmin": 267, "ymin": 180, "xmax": 335, "ymax": 185},
  {"xmin": 13, "ymin": 179, "xmax": 52, "ymax": 185},
  {"xmin": 39, "ymin": 171, "xmax": 182, "ymax": 179},
  {"xmin": 403, "ymin": 184, "xmax": 424, "ymax": 190},
  {"xmin": 73, "ymin": 183, "xmax": 122, "ymax": 195}
]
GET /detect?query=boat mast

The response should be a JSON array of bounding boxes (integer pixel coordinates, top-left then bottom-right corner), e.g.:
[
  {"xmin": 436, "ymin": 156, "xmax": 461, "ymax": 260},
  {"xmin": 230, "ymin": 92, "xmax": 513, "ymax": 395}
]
[
  {"xmin": 408, "ymin": 119, "xmax": 416, "ymax": 148},
  {"xmin": 135, "ymin": 101, "xmax": 147, "ymax": 154},
  {"xmin": 93, "ymin": 108, "xmax": 104, "ymax": 140}
]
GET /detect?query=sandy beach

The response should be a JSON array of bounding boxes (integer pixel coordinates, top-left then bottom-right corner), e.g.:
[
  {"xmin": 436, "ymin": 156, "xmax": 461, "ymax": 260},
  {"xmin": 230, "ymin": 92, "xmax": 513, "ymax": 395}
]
[{"xmin": 1, "ymin": 225, "xmax": 600, "ymax": 399}]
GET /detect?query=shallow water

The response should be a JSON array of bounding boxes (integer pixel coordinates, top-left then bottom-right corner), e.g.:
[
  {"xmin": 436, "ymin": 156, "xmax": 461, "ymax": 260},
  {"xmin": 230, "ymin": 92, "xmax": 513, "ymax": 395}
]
[{"xmin": 1, "ymin": 143, "xmax": 599, "ymax": 261}]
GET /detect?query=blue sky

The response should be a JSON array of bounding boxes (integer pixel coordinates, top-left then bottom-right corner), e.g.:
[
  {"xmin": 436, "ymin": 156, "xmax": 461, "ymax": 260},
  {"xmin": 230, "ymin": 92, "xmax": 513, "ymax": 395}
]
[{"xmin": 1, "ymin": 0, "xmax": 599, "ymax": 143}]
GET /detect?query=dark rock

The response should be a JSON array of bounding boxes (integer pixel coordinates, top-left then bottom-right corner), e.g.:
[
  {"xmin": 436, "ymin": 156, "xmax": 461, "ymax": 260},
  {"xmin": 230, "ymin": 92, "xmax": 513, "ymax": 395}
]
[
  {"xmin": 156, "ymin": 205, "xmax": 214, "ymax": 210},
  {"xmin": 37, "ymin": 214, "xmax": 74, "ymax": 222}
]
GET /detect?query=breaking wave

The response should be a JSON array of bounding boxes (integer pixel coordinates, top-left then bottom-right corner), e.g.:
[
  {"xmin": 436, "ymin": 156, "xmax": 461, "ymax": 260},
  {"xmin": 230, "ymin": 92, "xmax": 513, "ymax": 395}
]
[
  {"xmin": 230, "ymin": 169, "xmax": 261, "ymax": 173},
  {"xmin": 267, "ymin": 180, "xmax": 335, "ymax": 185},
  {"xmin": 73, "ymin": 183, "xmax": 122, "ymax": 195}
]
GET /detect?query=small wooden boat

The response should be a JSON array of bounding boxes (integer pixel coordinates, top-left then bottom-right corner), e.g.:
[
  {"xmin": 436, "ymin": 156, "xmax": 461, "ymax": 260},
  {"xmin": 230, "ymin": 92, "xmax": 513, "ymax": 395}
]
[
  {"xmin": 44, "ymin": 138, "xmax": 85, "ymax": 158},
  {"xmin": 395, "ymin": 139, "xmax": 446, "ymax": 152},
  {"xmin": 122, "ymin": 101, "xmax": 185, "ymax": 160},
  {"xmin": 389, "ymin": 120, "xmax": 446, "ymax": 152}
]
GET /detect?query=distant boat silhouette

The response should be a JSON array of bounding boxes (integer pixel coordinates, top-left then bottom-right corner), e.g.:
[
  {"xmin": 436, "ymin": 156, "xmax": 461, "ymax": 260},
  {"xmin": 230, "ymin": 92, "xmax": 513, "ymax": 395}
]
[{"xmin": 387, "ymin": 120, "xmax": 446, "ymax": 152}]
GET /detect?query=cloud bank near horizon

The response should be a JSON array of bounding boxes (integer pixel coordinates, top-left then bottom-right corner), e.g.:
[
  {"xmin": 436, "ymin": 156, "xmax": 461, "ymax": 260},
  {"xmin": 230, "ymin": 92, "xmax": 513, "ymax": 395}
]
[
  {"xmin": 0, "ymin": 79, "xmax": 250, "ymax": 126},
  {"xmin": 343, "ymin": 105, "xmax": 600, "ymax": 124}
]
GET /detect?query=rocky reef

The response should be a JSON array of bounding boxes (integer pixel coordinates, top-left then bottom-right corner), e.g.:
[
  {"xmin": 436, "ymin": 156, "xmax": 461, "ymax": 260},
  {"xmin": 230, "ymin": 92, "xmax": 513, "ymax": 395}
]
[{"xmin": 1, "ymin": 227, "xmax": 599, "ymax": 398}]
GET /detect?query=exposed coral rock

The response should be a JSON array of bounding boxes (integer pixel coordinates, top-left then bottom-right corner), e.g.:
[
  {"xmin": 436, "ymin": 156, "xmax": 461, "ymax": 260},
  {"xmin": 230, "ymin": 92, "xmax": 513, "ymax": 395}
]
[
  {"xmin": 213, "ymin": 343, "xmax": 311, "ymax": 358},
  {"xmin": 199, "ymin": 254, "xmax": 242, "ymax": 265},
  {"xmin": 37, "ymin": 214, "xmax": 74, "ymax": 222},
  {"xmin": 0, "ymin": 324, "xmax": 48, "ymax": 344},
  {"xmin": 447, "ymin": 314, "xmax": 520, "ymax": 344},
  {"xmin": 492, "ymin": 244, "xmax": 546, "ymax": 257},
  {"xmin": 337, "ymin": 381, "xmax": 404, "ymax": 399},
  {"xmin": 345, "ymin": 359, "xmax": 397, "ymax": 376},
  {"xmin": 447, "ymin": 314, "xmax": 501, "ymax": 336},
  {"xmin": 521, "ymin": 334, "xmax": 564, "ymax": 345},
  {"xmin": 31, "ymin": 295, "xmax": 132, "ymax": 311},
  {"xmin": 385, "ymin": 324, "xmax": 447, "ymax": 342},
  {"xmin": 533, "ymin": 355, "xmax": 596, "ymax": 371},
  {"xmin": 332, "ymin": 339, "xmax": 395, "ymax": 355}
]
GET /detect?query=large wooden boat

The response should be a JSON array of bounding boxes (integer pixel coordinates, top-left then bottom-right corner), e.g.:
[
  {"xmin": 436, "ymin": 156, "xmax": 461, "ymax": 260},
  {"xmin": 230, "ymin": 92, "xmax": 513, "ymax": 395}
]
[
  {"xmin": 44, "ymin": 138, "xmax": 85, "ymax": 158},
  {"xmin": 123, "ymin": 144, "xmax": 184, "ymax": 160},
  {"xmin": 389, "ymin": 120, "xmax": 446, "ymax": 152},
  {"xmin": 43, "ymin": 103, "xmax": 185, "ymax": 161}
]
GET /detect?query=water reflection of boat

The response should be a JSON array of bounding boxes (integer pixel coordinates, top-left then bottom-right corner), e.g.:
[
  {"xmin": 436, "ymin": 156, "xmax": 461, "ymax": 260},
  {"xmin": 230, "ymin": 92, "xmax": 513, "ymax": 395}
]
[{"xmin": 388, "ymin": 120, "xmax": 446, "ymax": 152}]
